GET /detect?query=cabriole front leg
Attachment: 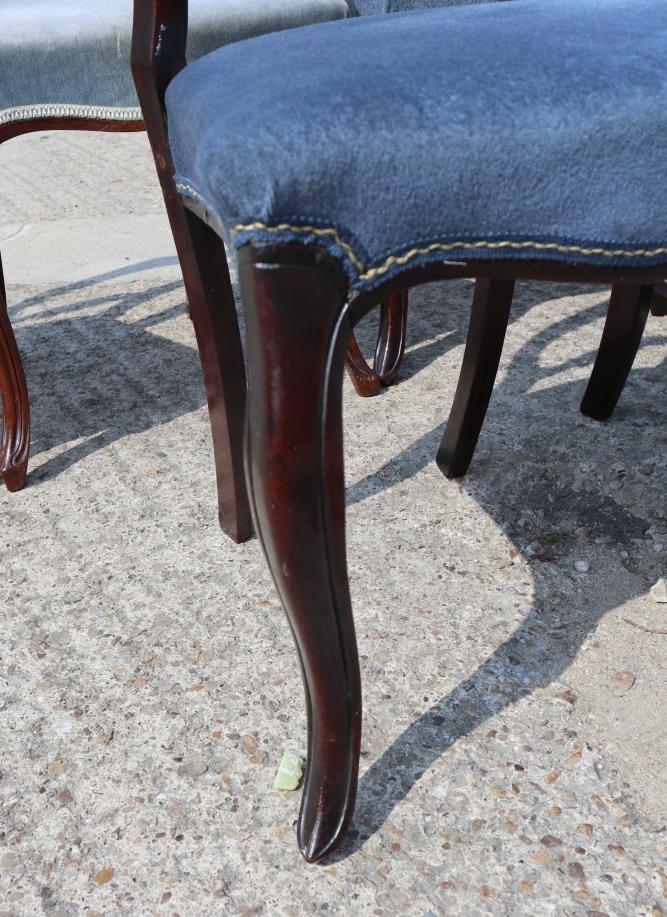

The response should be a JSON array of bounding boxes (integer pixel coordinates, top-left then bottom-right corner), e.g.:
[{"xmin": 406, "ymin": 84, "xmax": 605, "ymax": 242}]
[
  {"xmin": 239, "ymin": 246, "xmax": 361, "ymax": 863},
  {"xmin": 0, "ymin": 258, "xmax": 30, "ymax": 492}
]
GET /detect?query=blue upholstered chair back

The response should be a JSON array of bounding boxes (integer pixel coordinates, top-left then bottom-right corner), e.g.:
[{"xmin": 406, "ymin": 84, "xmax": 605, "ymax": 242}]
[
  {"xmin": 0, "ymin": 0, "xmax": 509, "ymax": 129},
  {"xmin": 0, "ymin": 0, "xmax": 348, "ymax": 128}
]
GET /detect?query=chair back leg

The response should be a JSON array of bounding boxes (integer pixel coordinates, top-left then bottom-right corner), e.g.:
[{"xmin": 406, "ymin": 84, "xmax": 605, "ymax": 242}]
[
  {"xmin": 580, "ymin": 283, "xmax": 653, "ymax": 421},
  {"xmin": 437, "ymin": 277, "xmax": 515, "ymax": 479}
]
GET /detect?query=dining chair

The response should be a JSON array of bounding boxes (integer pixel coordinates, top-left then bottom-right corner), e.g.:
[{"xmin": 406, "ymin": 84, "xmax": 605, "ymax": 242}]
[{"xmin": 138, "ymin": 0, "xmax": 666, "ymax": 860}]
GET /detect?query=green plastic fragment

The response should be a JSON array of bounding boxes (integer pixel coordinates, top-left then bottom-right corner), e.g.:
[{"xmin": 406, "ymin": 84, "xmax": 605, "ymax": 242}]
[{"xmin": 274, "ymin": 752, "xmax": 303, "ymax": 791}]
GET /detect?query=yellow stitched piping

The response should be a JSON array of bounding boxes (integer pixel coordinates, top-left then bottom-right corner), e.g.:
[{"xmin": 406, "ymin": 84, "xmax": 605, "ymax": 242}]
[
  {"xmin": 231, "ymin": 220, "xmax": 365, "ymax": 274},
  {"xmin": 230, "ymin": 218, "xmax": 667, "ymax": 282},
  {"xmin": 175, "ymin": 185, "xmax": 365, "ymax": 273},
  {"xmin": 361, "ymin": 239, "xmax": 667, "ymax": 281}
]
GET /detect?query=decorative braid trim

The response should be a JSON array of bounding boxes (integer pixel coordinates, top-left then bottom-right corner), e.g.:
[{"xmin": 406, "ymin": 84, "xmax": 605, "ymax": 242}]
[
  {"xmin": 0, "ymin": 103, "xmax": 142, "ymax": 126},
  {"xmin": 232, "ymin": 220, "xmax": 667, "ymax": 282},
  {"xmin": 174, "ymin": 181, "xmax": 667, "ymax": 284}
]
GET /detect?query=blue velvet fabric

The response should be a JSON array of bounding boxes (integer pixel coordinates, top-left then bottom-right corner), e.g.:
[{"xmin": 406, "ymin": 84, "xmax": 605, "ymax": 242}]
[
  {"xmin": 167, "ymin": 0, "xmax": 667, "ymax": 292},
  {"xmin": 0, "ymin": 0, "xmax": 348, "ymax": 125},
  {"xmin": 347, "ymin": 0, "xmax": 505, "ymax": 16}
]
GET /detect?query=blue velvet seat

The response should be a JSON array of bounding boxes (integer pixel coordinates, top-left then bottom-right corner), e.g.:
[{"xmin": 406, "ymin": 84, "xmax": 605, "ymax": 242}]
[
  {"xmin": 348, "ymin": 0, "xmax": 505, "ymax": 13},
  {"xmin": 166, "ymin": 0, "xmax": 667, "ymax": 292},
  {"xmin": 0, "ymin": 0, "xmax": 349, "ymax": 128}
]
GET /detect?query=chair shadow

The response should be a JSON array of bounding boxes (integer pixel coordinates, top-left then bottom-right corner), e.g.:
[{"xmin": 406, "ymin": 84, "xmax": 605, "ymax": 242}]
[
  {"xmin": 6, "ymin": 269, "xmax": 586, "ymax": 489},
  {"xmin": 331, "ymin": 290, "xmax": 665, "ymax": 860},
  {"xmin": 6, "ymin": 263, "xmax": 208, "ymax": 485}
]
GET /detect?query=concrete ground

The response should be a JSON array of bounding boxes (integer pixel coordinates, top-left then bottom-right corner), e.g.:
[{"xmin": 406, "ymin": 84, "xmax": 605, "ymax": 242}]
[{"xmin": 0, "ymin": 131, "xmax": 666, "ymax": 916}]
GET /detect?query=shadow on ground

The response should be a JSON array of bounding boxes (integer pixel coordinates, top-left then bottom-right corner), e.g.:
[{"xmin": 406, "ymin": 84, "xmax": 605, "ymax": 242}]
[{"xmin": 333, "ymin": 285, "xmax": 665, "ymax": 859}]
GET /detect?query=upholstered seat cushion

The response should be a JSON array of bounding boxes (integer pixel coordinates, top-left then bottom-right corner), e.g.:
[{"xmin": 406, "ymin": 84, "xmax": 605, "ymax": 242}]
[
  {"xmin": 347, "ymin": 0, "xmax": 505, "ymax": 15},
  {"xmin": 0, "ymin": 0, "xmax": 348, "ymax": 126},
  {"xmin": 167, "ymin": 0, "xmax": 667, "ymax": 291}
]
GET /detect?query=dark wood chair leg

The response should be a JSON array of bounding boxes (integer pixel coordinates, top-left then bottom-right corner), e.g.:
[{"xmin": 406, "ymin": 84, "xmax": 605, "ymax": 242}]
[
  {"xmin": 580, "ymin": 282, "xmax": 653, "ymax": 422},
  {"xmin": 345, "ymin": 332, "xmax": 382, "ymax": 396},
  {"xmin": 651, "ymin": 281, "xmax": 667, "ymax": 317},
  {"xmin": 436, "ymin": 277, "xmax": 514, "ymax": 479},
  {"xmin": 180, "ymin": 212, "xmax": 252, "ymax": 542},
  {"xmin": 133, "ymin": 40, "xmax": 252, "ymax": 541},
  {"xmin": 344, "ymin": 291, "xmax": 409, "ymax": 395},
  {"xmin": 374, "ymin": 290, "xmax": 409, "ymax": 386},
  {"xmin": 0, "ymin": 249, "xmax": 30, "ymax": 492},
  {"xmin": 239, "ymin": 245, "xmax": 361, "ymax": 864}
]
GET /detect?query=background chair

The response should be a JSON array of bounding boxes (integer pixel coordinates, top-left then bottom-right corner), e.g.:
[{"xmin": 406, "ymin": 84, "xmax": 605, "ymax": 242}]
[
  {"xmin": 146, "ymin": 0, "xmax": 666, "ymax": 860},
  {"xmin": 0, "ymin": 0, "xmax": 363, "ymax": 537}
]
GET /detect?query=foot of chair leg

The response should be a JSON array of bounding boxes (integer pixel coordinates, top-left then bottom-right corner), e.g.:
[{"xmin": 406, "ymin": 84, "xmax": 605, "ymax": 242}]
[
  {"xmin": 239, "ymin": 246, "xmax": 361, "ymax": 863},
  {"xmin": 580, "ymin": 282, "xmax": 653, "ymax": 422},
  {"xmin": 345, "ymin": 332, "xmax": 382, "ymax": 396},
  {"xmin": 0, "ymin": 285, "xmax": 30, "ymax": 493},
  {"xmin": 436, "ymin": 277, "xmax": 514, "ymax": 479},
  {"xmin": 183, "ymin": 211, "xmax": 253, "ymax": 543},
  {"xmin": 650, "ymin": 282, "xmax": 667, "ymax": 317},
  {"xmin": 374, "ymin": 290, "xmax": 408, "ymax": 386},
  {"xmin": 2, "ymin": 458, "xmax": 28, "ymax": 492}
]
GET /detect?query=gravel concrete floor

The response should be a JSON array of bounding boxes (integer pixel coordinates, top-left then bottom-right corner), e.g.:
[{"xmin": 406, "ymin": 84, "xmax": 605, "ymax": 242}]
[{"xmin": 1, "ymin": 132, "xmax": 666, "ymax": 916}]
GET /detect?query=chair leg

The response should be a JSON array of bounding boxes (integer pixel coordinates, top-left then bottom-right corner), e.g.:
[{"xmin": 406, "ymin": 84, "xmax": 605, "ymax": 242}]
[
  {"xmin": 137, "ymin": 92, "xmax": 251, "ymax": 541},
  {"xmin": 651, "ymin": 282, "xmax": 667, "ymax": 317},
  {"xmin": 0, "ymin": 250, "xmax": 30, "ymax": 492},
  {"xmin": 374, "ymin": 290, "xmax": 409, "ymax": 386},
  {"xmin": 239, "ymin": 247, "xmax": 361, "ymax": 864},
  {"xmin": 436, "ymin": 277, "xmax": 514, "ymax": 479},
  {"xmin": 580, "ymin": 282, "xmax": 653, "ymax": 422},
  {"xmin": 181, "ymin": 212, "xmax": 252, "ymax": 542},
  {"xmin": 345, "ymin": 332, "xmax": 382, "ymax": 396},
  {"xmin": 344, "ymin": 291, "xmax": 409, "ymax": 396}
]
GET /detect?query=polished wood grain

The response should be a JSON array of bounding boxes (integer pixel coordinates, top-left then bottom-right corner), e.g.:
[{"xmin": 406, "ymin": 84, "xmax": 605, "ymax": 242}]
[{"xmin": 239, "ymin": 244, "xmax": 361, "ymax": 864}]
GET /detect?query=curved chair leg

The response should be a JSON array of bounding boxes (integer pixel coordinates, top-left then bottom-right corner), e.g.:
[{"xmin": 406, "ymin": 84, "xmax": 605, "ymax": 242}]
[
  {"xmin": 239, "ymin": 246, "xmax": 361, "ymax": 864},
  {"xmin": 344, "ymin": 291, "xmax": 409, "ymax": 396},
  {"xmin": 374, "ymin": 290, "xmax": 409, "ymax": 386},
  {"xmin": 580, "ymin": 282, "xmax": 653, "ymax": 422},
  {"xmin": 345, "ymin": 332, "xmax": 382, "ymax": 396},
  {"xmin": 0, "ymin": 252, "xmax": 30, "ymax": 492},
  {"xmin": 651, "ymin": 282, "xmax": 667, "ymax": 317},
  {"xmin": 437, "ymin": 277, "xmax": 514, "ymax": 479}
]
